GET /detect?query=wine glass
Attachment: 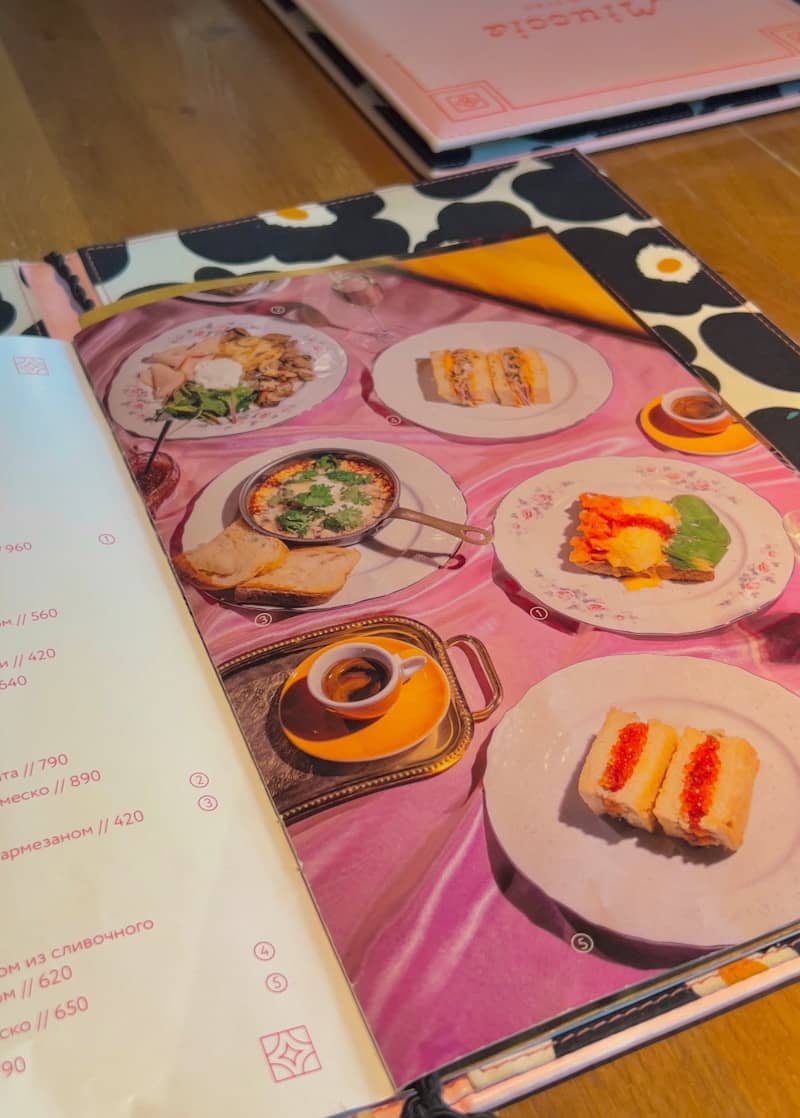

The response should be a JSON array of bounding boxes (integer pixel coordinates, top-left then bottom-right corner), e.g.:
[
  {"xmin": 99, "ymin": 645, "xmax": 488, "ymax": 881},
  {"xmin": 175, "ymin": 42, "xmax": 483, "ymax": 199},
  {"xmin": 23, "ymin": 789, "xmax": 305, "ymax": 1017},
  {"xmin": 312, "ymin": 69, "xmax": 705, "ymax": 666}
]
[{"xmin": 329, "ymin": 271, "xmax": 394, "ymax": 339}]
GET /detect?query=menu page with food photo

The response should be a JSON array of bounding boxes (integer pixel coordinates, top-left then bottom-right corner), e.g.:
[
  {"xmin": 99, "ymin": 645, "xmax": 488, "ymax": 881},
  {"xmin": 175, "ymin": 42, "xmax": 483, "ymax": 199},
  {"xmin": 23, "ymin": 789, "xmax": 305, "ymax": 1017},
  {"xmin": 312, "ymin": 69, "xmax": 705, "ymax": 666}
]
[
  {"xmin": 72, "ymin": 233, "xmax": 800, "ymax": 1089},
  {"xmin": 0, "ymin": 337, "xmax": 394, "ymax": 1117}
]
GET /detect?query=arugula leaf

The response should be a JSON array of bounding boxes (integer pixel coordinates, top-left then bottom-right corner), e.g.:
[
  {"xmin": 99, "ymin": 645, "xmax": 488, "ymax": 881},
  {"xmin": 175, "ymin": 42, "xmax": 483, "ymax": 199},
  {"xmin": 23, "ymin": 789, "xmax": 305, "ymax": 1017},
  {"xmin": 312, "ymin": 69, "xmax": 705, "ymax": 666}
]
[
  {"xmin": 157, "ymin": 381, "xmax": 256, "ymax": 424},
  {"xmin": 315, "ymin": 454, "xmax": 339, "ymax": 471}
]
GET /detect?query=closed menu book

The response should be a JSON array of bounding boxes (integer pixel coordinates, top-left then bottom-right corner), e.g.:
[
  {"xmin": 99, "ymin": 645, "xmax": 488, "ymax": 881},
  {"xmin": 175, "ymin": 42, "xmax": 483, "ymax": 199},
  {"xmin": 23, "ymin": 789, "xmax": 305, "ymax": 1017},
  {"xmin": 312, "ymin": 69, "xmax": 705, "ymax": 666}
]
[
  {"xmin": 264, "ymin": 0, "xmax": 800, "ymax": 175},
  {"xmin": 4, "ymin": 153, "xmax": 800, "ymax": 1117}
]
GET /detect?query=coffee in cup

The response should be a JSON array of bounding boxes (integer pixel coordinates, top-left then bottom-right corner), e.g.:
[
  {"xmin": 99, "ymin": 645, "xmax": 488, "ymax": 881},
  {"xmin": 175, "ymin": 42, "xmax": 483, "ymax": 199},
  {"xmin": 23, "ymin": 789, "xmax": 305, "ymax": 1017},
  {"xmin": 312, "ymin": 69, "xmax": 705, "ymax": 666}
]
[{"xmin": 307, "ymin": 641, "xmax": 426, "ymax": 721}]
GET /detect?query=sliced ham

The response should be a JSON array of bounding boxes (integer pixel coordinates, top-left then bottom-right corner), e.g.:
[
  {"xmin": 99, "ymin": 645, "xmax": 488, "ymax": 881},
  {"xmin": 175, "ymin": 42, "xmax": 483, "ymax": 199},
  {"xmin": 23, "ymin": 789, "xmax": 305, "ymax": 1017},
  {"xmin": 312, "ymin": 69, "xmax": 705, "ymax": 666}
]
[
  {"xmin": 139, "ymin": 362, "xmax": 185, "ymax": 399},
  {"xmin": 178, "ymin": 355, "xmax": 204, "ymax": 380},
  {"xmin": 185, "ymin": 335, "xmax": 221, "ymax": 357},
  {"xmin": 146, "ymin": 344, "xmax": 191, "ymax": 368}
]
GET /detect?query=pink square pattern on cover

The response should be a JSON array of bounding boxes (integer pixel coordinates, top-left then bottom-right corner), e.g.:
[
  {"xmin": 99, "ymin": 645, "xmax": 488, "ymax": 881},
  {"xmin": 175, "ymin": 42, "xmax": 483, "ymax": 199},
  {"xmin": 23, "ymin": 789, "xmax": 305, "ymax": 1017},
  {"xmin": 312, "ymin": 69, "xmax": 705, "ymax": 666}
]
[
  {"xmin": 430, "ymin": 80, "xmax": 510, "ymax": 121},
  {"xmin": 13, "ymin": 355, "xmax": 49, "ymax": 376},
  {"xmin": 260, "ymin": 1025, "xmax": 322, "ymax": 1082},
  {"xmin": 760, "ymin": 23, "xmax": 800, "ymax": 52}
]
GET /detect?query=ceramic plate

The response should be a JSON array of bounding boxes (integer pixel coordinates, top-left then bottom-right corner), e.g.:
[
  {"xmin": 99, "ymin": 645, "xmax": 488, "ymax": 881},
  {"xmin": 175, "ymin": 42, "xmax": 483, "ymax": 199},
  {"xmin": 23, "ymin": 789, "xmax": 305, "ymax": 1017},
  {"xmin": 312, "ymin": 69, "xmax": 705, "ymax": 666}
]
[
  {"xmin": 371, "ymin": 321, "xmax": 613, "ymax": 440},
  {"xmin": 493, "ymin": 455, "xmax": 793, "ymax": 636},
  {"xmin": 484, "ymin": 654, "xmax": 800, "ymax": 948},
  {"xmin": 280, "ymin": 637, "xmax": 450, "ymax": 762},
  {"xmin": 183, "ymin": 279, "xmax": 291, "ymax": 304},
  {"xmin": 179, "ymin": 437, "xmax": 467, "ymax": 611},
  {"xmin": 640, "ymin": 396, "xmax": 758, "ymax": 456},
  {"xmin": 108, "ymin": 314, "xmax": 347, "ymax": 439}
]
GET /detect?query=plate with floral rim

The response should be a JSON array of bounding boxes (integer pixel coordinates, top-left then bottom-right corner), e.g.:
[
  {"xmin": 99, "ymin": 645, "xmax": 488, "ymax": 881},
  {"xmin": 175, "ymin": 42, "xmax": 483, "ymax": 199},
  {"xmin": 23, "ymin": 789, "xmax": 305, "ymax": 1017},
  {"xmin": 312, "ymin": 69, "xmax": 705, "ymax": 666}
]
[{"xmin": 493, "ymin": 456, "xmax": 794, "ymax": 636}]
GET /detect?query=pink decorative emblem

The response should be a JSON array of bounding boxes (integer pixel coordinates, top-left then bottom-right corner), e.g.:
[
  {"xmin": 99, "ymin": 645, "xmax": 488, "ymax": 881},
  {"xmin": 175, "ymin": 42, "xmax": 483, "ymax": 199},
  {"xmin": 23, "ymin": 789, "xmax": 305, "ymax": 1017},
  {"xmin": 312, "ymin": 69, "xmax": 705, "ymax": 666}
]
[
  {"xmin": 431, "ymin": 81, "xmax": 508, "ymax": 121},
  {"xmin": 446, "ymin": 92, "xmax": 489, "ymax": 113},
  {"xmin": 13, "ymin": 355, "xmax": 49, "ymax": 376},
  {"xmin": 762, "ymin": 23, "xmax": 800, "ymax": 53},
  {"xmin": 260, "ymin": 1025, "xmax": 321, "ymax": 1082}
]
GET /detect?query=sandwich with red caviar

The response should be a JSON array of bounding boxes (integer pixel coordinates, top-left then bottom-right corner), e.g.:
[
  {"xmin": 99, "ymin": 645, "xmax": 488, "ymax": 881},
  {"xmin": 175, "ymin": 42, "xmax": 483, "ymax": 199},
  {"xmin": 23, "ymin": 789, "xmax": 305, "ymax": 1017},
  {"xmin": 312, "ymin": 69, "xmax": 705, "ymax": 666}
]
[
  {"xmin": 579, "ymin": 711, "xmax": 759, "ymax": 851},
  {"xmin": 578, "ymin": 708, "xmax": 678, "ymax": 832},
  {"xmin": 654, "ymin": 728, "xmax": 759, "ymax": 851},
  {"xmin": 569, "ymin": 492, "xmax": 731, "ymax": 588}
]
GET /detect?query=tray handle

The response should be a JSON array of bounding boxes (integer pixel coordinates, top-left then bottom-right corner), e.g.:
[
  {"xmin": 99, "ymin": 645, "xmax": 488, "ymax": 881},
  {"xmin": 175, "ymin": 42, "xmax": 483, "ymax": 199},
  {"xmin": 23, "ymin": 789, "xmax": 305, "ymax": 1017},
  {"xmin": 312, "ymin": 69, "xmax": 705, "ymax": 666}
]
[{"xmin": 444, "ymin": 634, "xmax": 503, "ymax": 723}]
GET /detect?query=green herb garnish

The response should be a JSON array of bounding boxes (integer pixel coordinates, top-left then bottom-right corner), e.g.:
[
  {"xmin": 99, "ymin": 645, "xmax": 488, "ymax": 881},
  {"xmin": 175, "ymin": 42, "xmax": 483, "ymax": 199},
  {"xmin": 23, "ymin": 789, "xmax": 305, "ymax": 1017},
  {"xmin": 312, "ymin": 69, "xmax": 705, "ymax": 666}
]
[
  {"xmin": 340, "ymin": 486, "xmax": 373, "ymax": 506},
  {"xmin": 157, "ymin": 381, "xmax": 256, "ymax": 424},
  {"xmin": 321, "ymin": 507, "xmax": 364, "ymax": 533},
  {"xmin": 276, "ymin": 509, "xmax": 319, "ymax": 538},
  {"xmin": 325, "ymin": 469, "xmax": 370, "ymax": 484},
  {"xmin": 290, "ymin": 484, "xmax": 334, "ymax": 509}
]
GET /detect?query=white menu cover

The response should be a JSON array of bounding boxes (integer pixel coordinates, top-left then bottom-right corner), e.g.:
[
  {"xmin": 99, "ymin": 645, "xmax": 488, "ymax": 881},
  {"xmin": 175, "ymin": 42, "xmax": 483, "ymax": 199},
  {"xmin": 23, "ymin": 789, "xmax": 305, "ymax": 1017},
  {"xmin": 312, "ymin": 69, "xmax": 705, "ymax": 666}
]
[
  {"xmin": 294, "ymin": 0, "xmax": 800, "ymax": 149},
  {"xmin": 0, "ymin": 338, "xmax": 393, "ymax": 1118}
]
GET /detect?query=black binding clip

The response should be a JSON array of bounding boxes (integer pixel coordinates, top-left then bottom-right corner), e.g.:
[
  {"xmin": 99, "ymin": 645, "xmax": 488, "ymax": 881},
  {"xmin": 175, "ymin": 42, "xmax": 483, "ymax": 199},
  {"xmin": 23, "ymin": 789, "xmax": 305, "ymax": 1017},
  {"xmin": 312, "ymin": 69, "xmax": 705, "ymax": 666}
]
[{"xmin": 401, "ymin": 1073, "xmax": 498, "ymax": 1118}]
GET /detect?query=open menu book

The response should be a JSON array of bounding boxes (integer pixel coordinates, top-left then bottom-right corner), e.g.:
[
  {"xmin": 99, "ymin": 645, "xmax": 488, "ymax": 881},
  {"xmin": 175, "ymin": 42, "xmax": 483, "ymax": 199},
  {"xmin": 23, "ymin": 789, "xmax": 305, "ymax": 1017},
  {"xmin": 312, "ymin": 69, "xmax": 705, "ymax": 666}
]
[{"xmin": 4, "ymin": 155, "xmax": 800, "ymax": 1117}]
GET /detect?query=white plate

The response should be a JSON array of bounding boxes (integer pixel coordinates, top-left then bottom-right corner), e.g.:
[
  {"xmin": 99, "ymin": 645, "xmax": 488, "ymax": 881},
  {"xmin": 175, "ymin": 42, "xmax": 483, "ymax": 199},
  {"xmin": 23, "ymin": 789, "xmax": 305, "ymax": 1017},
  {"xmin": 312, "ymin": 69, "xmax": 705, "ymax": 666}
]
[
  {"xmin": 108, "ymin": 314, "xmax": 347, "ymax": 440},
  {"xmin": 494, "ymin": 456, "xmax": 794, "ymax": 636},
  {"xmin": 485, "ymin": 655, "xmax": 800, "ymax": 949},
  {"xmin": 179, "ymin": 438, "xmax": 467, "ymax": 611},
  {"xmin": 371, "ymin": 321, "xmax": 613, "ymax": 440},
  {"xmin": 183, "ymin": 279, "xmax": 291, "ymax": 304}
]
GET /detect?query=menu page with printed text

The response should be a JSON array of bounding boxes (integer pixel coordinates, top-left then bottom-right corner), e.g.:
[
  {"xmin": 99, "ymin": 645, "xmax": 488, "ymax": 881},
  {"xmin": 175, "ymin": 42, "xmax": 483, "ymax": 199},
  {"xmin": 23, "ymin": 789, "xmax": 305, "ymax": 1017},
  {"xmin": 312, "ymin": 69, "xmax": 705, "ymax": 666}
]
[{"xmin": 0, "ymin": 337, "xmax": 393, "ymax": 1118}]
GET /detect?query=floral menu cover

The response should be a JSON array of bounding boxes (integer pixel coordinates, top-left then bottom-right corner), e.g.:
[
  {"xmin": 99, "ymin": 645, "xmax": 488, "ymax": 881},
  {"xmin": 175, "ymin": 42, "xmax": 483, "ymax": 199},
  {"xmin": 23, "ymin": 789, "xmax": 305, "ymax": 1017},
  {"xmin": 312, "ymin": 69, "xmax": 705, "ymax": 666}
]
[{"xmin": 71, "ymin": 226, "xmax": 800, "ymax": 1090}]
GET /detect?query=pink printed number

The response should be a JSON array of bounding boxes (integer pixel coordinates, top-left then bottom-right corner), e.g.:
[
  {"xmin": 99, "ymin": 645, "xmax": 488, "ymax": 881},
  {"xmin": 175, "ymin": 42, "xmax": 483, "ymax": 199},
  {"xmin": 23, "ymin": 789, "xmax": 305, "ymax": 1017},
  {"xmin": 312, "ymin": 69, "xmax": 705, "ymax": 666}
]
[{"xmin": 260, "ymin": 1026, "xmax": 321, "ymax": 1082}]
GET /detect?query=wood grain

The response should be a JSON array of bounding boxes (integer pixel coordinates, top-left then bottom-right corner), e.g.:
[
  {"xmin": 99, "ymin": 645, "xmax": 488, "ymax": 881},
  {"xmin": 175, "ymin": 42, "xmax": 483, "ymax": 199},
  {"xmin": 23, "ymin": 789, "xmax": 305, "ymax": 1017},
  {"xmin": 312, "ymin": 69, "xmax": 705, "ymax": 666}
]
[{"xmin": 2, "ymin": 3, "xmax": 800, "ymax": 1116}]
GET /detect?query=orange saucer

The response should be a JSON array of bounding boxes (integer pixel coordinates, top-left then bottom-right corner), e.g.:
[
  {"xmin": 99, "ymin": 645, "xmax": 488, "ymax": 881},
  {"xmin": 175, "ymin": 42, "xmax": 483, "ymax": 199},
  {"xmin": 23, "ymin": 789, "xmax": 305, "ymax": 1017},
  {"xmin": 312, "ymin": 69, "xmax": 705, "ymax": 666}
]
[
  {"xmin": 279, "ymin": 637, "xmax": 451, "ymax": 763},
  {"xmin": 640, "ymin": 396, "xmax": 758, "ymax": 456}
]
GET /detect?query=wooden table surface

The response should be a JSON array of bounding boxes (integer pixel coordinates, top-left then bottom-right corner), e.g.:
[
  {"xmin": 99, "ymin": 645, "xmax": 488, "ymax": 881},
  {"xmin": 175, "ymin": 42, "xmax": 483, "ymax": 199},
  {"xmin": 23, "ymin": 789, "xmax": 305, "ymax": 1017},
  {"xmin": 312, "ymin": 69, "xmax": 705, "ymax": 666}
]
[{"xmin": 3, "ymin": 2, "xmax": 800, "ymax": 1116}]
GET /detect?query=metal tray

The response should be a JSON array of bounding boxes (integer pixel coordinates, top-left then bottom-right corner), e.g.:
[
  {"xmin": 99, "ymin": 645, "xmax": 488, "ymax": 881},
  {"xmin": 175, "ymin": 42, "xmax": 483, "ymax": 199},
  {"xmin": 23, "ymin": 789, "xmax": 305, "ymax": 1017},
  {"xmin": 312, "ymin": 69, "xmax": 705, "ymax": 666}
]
[{"xmin": 219, "ymin": 614, "xmax": 501, "ymax": 821}]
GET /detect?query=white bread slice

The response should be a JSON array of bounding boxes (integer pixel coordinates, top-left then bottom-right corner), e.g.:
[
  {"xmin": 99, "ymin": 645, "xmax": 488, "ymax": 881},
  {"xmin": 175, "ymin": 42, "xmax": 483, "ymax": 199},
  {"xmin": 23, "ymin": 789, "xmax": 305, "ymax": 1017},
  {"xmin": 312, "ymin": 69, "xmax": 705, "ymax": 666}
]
[
  {"xmin": 576, "ymin": 559, "xmax": 714, "ymax": 583},
  {"xmin": 579, "ymin": 707, "xmax": 678, "ymax": 832},
  {"xmin": 429, "ymin": 349, "xmax": 495, "ymax": 406},
  {"xmin": 488, "ymin": 347, "xmax": 550, "ymax": 406},
  {"xmin": 654, "ymin": 727, "xmax": 759, "ymax": 850},
  {"xmin": 233, "ymin": 546, "xmax": 360, "ymax": 607},
  {"xmin": 174, "ymin": 519, "xmax": 288, "ymax": 591},
  {"xmin": 487, "ymin": 350, "xmax": 519, "ymax": 407}
]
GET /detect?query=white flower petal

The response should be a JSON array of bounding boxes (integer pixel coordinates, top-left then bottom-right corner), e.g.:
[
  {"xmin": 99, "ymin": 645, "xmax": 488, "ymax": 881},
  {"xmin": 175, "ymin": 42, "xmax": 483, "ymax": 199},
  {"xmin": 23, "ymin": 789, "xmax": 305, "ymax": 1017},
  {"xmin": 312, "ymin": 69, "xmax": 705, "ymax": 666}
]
[{"xmin": 636, "ymin": 244, "xmax": 700, "ymax": 284}]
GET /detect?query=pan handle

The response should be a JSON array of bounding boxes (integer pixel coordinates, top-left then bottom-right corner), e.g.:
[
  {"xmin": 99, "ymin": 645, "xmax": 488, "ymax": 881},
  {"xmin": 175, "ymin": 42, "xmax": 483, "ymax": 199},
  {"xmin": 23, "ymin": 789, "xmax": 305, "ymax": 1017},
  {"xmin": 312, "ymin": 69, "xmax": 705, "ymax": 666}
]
[
  {"xmin": 444, "ymin": 634, "xmax": 503, "ymax": 722},
  {"xmin": 391, "ymin": 506, "xmax": 493, "ymax": 546}
]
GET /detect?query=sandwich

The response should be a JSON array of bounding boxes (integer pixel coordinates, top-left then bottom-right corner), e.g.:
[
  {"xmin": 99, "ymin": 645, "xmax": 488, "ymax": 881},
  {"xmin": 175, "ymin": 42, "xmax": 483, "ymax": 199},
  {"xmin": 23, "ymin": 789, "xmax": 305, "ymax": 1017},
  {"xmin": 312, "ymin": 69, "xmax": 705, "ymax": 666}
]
[
  {"xmin": 578, "ymin": 707, "xmax": 678, "ymax": 832},
  {"xmin": 233, "ymin": 546, "xmax": 360, "ymax": 608},
  {"xmin": 173, "ymin": 519, "xmax": 288, "ymax": 591},
  {"xmin": 430, "ymin": 349, "xmax": 496, "ymax": 407},
  {"xmin": 427, "ymin": 345, "xmax": 550, "ymax": 408},
  {"xmin": 653, "ymin": 727, "xmax": 759, "ymax": 851},
  {"xmin": 569, "ymin": 492, "xmax": 731, "ymax": 587},
  {"xmin": 487, "ymin": 346, "xmax": 550, "ymax": 406}
]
